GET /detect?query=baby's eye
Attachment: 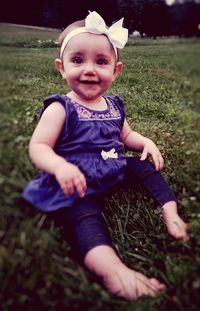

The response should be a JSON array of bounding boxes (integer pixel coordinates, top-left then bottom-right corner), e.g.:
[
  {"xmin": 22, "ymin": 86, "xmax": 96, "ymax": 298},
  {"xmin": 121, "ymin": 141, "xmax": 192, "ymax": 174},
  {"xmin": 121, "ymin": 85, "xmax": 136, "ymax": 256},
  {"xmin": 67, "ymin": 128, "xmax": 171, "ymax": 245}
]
[
  {"xmin": 97, "ymin": 58, "xmax": 108, "ymax": 65},
  {"xmin": 72, "ymin": 57, "xmax": 83, "ymax": 64}
]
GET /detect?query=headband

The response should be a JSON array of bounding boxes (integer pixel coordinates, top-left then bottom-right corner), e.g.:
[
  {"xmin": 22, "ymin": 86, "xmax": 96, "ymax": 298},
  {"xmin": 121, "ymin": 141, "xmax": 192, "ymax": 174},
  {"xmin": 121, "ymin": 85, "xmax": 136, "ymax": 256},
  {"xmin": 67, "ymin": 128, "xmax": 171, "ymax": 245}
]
[{"xmin": 60, "ymin": 11, "xmax": 128, "ymax": 58}]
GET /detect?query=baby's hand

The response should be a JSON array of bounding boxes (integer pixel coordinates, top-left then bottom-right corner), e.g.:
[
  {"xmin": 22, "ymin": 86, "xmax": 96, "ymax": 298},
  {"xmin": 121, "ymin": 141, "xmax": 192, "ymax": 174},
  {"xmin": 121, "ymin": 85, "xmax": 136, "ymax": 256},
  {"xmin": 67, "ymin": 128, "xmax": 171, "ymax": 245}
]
[
  {"xmin": 140, "ymin": 139, "xmax": 164, "ymax": 171},
  {"xmin": 54, "ymin": 161, "xmax": 87, "ymax": 197}
]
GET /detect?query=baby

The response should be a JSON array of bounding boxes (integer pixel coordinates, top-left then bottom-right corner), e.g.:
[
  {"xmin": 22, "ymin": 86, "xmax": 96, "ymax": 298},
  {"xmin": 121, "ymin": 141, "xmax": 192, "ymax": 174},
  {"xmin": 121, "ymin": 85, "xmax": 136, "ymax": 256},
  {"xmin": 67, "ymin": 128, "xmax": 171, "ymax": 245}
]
[{"xmin": 23, "ymin": 11, "xmax": 189, "ymax": 300}]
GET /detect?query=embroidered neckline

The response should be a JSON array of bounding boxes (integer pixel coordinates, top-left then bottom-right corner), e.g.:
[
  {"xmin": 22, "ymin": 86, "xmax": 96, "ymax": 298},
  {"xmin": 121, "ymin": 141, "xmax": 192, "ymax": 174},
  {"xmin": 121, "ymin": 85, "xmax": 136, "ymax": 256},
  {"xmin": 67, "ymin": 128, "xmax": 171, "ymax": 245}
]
[
  {"xmin": 66, "ymin": 96, "xmax": 121, "ymax": 121},
  {"xmin": 65, "ymin": 95, "xmax": 109, "ymax": 113}
]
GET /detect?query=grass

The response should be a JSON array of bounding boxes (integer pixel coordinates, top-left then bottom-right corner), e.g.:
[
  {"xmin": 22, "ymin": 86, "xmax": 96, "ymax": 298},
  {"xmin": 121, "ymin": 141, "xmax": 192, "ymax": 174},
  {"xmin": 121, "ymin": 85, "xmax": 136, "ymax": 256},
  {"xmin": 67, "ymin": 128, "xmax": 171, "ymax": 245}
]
[{"xmin": 0, "ymin": 23, "xmax": 200, "ymax": 310}]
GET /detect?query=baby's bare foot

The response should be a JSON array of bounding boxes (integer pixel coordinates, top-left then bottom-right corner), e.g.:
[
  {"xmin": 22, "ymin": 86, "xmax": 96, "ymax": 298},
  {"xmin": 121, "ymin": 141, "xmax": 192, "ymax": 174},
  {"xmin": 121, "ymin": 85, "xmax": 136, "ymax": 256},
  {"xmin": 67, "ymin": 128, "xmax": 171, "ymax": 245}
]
[
  {"xmin": 162, "ymin": 202, "xmax": 189, "ymax": 241},
  {"xmin": 103, "ymin": 263, "xmax": 165, "ymax": 300},
  {"xmin": 163, "ymin": 213, "xmax": 189, "ymax": 241}
]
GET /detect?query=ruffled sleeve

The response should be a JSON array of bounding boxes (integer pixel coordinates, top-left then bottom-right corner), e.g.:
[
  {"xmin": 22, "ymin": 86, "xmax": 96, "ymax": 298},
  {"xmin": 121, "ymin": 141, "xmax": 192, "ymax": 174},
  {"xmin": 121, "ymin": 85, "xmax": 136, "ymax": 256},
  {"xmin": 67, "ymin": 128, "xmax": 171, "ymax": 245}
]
[
  {"xmin": 107, "ymin": 95, "xmax": 126, "ymax": 127},
  {"xmin": 36, "ymin": 94, "xmax": 73, "ymax": 155},
  {"xmin": 38, "ymin": 93, "xmax": 67, "ymax": 119}
]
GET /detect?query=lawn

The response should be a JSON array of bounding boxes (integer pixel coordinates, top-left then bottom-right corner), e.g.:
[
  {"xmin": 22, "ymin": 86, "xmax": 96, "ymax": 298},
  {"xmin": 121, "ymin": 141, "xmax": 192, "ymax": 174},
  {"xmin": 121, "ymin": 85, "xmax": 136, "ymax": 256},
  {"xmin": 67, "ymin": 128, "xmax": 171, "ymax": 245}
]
[{"xmin": 0, "ymin": 23, "xmax": 200, "ymax": 310}]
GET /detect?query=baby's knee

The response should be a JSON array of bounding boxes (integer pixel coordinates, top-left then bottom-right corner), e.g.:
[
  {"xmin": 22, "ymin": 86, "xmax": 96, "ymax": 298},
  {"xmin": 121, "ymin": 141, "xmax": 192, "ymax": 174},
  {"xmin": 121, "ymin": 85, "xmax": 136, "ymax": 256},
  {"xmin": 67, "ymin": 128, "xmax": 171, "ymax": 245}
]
[{"xmin": 126, "ymin": 156, "xmax": 156, "ymax": 179}]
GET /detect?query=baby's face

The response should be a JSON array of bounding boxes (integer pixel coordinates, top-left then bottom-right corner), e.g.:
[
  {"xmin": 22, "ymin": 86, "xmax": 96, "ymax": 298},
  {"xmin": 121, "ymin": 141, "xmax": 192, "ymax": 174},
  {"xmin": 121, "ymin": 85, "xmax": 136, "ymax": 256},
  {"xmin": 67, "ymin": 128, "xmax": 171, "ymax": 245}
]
[{"xmin": 61, "ymin": 32, "xmax": 120, "ymax": 102}]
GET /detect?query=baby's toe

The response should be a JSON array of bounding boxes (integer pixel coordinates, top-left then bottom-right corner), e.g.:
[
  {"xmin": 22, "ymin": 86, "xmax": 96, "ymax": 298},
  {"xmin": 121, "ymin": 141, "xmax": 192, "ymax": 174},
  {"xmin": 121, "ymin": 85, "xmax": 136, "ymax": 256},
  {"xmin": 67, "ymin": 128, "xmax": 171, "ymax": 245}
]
[{"xmin": 150, "ymin": 278, "xmax": 166, "ymax": 291}]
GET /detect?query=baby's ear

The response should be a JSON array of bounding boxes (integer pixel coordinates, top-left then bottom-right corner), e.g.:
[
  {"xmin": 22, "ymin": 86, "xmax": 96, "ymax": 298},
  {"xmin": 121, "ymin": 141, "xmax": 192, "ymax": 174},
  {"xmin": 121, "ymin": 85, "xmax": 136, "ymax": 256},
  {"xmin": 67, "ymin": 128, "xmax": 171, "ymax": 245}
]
[
  {"xmin": 54, "ymin": 58, "xmax": 66, "ymax": 79},
  {"xmin": 113, "ymin": 61, "xmax": 123, "ymax": 80}
]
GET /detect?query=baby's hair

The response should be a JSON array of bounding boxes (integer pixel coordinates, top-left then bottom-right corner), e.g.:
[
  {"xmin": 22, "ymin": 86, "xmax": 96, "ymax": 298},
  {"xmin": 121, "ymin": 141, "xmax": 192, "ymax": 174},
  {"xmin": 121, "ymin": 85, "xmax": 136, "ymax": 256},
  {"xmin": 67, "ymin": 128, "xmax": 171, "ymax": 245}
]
[
  {"xmin": 58, "ymin": 20, "xmax": 85, "ymax": 46},
  {"xmin": 57, "ymin": 19, "xmax": 119, "ymax": 61}
]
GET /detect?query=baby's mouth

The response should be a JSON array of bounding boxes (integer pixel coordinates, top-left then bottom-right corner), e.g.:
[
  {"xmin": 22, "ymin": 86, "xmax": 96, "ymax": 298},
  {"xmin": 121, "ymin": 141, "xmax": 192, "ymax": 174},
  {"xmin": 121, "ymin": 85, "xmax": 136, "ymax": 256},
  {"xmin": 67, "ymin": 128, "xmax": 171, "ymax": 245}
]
[{"xmin": 79, "ymin": 80, "xmax": 99, "ymax": 84}]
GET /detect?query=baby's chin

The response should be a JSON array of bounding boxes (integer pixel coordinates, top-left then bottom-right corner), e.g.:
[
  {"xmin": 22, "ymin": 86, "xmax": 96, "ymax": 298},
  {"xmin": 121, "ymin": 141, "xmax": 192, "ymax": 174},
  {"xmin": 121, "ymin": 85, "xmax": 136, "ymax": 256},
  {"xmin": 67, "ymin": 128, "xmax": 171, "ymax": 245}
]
[{"xmin": 82, "ymin": 92, "xmax": 101, "ymax": 102}]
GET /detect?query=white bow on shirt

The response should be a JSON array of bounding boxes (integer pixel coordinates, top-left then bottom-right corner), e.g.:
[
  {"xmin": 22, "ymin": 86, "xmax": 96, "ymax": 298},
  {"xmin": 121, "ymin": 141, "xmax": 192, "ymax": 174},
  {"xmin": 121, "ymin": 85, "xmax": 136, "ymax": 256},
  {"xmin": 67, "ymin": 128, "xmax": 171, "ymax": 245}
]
[{"xmin": 101, "ymin": 148, "xmax": 118, "ymax": 160}]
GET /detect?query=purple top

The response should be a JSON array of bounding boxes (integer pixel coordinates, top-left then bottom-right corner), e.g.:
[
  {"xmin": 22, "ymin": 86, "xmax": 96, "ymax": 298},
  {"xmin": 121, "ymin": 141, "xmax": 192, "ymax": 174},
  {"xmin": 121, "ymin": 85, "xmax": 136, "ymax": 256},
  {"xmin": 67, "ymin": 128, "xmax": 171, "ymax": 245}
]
[{"xmin": 23, "ymin": 94, "xmax": 127, "ymax": 211}]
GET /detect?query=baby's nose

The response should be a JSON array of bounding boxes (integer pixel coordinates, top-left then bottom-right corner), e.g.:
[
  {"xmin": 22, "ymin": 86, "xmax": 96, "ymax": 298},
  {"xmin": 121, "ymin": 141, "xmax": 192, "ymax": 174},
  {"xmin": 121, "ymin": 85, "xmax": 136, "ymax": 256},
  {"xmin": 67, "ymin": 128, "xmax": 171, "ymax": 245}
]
[{"xmin": 83, "ymin": 63, "xmax": 96, "ymax": 75}]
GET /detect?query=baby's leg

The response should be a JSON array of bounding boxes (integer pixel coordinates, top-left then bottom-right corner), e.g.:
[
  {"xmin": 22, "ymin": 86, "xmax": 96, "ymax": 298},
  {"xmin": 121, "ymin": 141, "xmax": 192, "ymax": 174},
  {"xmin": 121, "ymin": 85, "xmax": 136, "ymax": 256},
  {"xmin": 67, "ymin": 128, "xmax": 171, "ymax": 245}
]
[
  {"xmin": 84, "ymin": 245, "xmax": 165, "ymax": 300},
  {"xmin": 57, "ymin": 194, "xmax": 165, "ymax": 300},
  {"xmin": 125, "ymin": 157, "xmax": 189, "ymax": 241},
  {"xmin": 162, "ymin": 201, "xmax": 189, "ymax": 241}
]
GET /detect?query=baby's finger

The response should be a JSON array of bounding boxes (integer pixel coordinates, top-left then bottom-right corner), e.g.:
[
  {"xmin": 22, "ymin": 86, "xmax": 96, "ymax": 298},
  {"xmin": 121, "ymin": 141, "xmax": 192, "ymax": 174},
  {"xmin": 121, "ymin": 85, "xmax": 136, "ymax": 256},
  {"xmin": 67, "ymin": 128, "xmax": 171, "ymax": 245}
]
[
  {"xmin": 61, "ymin": 180, "xmax": 74, "ymax": 196},
  {"xmin": 152, "ymin": 156, "xmax": 159, "ymax": 171},
  {"xmin": 153, "ymin": 154, "xmax": 163, "ymax": 171},
  {"xmin": 159, "ymin": 154, "xmax": 164, "ymax": 169},
  {"xmin": 140, "ymin": 149, "xmax": 148, "ymax": 161},
  {"xmin": 74, "ymin": 174, "xmax": 87, "ymax": 197}
]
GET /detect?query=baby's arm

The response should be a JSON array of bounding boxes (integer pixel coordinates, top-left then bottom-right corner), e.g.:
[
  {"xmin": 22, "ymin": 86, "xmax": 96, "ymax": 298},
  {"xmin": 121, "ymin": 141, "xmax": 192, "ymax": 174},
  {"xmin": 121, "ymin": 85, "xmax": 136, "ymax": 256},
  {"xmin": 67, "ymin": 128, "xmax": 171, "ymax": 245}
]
[
  {"xmin": 29, "ymin": 102, "xmax": 86, "ymax": 197},
  {"xmin": 121, "ymin": 119, "xmax": 164, "ymax": 170}
]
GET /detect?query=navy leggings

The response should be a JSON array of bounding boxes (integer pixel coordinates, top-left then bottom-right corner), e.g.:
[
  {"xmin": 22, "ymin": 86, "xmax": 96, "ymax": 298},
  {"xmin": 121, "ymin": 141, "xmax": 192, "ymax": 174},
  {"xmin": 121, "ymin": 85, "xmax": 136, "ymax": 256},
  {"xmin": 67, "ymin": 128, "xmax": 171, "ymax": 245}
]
[{"xmin": 51, "ymin": 157, "xmax": 176, "ymax": 262}]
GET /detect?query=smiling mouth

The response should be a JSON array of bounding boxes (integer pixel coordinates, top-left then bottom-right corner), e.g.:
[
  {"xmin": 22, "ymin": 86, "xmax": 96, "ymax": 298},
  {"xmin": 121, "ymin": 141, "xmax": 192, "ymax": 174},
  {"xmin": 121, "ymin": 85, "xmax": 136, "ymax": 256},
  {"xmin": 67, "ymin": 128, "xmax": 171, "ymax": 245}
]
[{"xmin": 79, "ymin": 80, "xmax": 99, "ymax": 84}]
